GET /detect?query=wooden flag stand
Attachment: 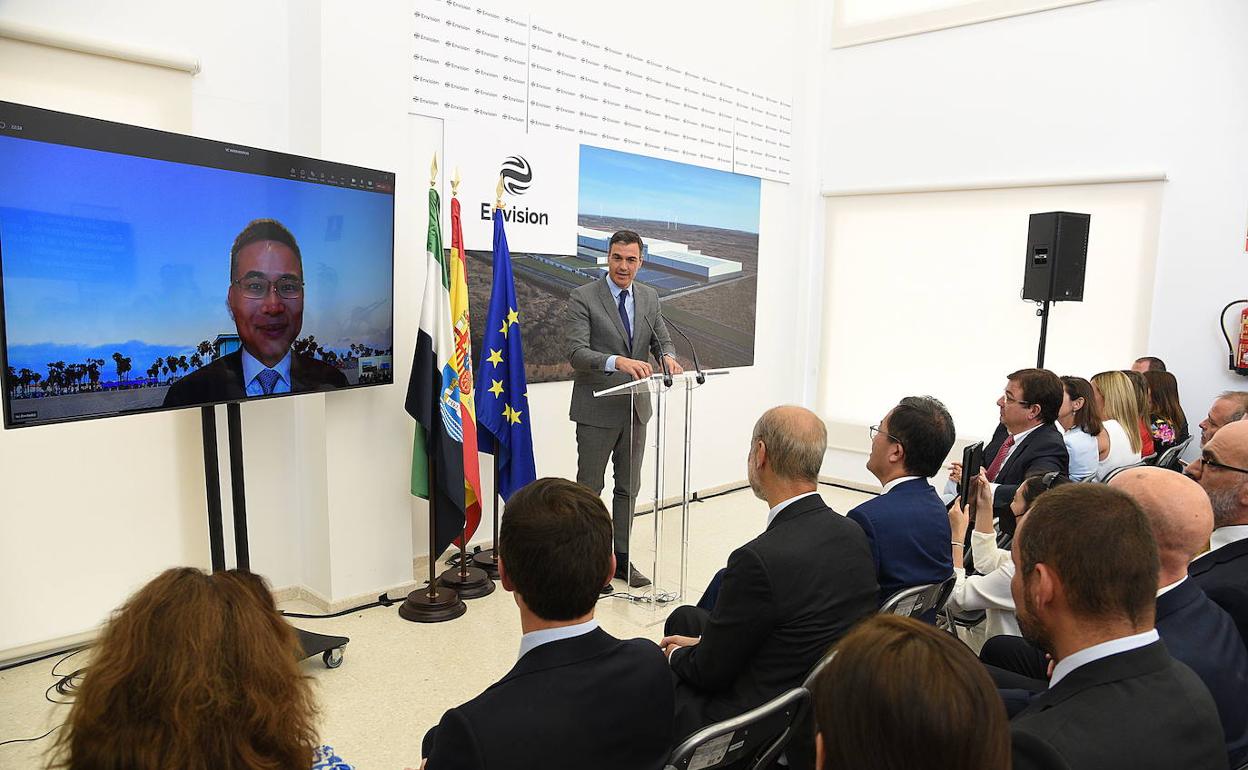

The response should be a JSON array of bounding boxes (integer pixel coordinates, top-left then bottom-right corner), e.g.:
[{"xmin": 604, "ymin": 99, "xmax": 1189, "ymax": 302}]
[{"xmin": 399, "ymin": 156, "xmax": 469, "ymax": 623}]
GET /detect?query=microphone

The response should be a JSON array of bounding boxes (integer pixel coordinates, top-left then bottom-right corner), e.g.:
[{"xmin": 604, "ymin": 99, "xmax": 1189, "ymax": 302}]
[
  {"xmin": 659, "ymin": 313, "xmax": 705, "ymax": 385},
  {"xmin": 642, "ymin": 313, "xmax": 673, "ymax": 387}
]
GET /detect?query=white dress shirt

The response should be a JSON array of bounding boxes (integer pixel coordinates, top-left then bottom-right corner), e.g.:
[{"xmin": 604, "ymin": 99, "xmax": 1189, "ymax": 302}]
[
  {"xmin": 241, "ymin": 348, "xmax": 292, "ymax": 396},
  {"xmin": 881, "ymin": 475, "xmax": 920, "ymax": 494},
  {"xmin": 516, "ymin": 618, "xmax": 599, "ymax": 661},
  {"xmin": 1211, "ymin": 525, "xmax": 1248, "ymax": 552},
  {"xmin": 767, "ymin": 491, "xmax": 820, "ymax": 528},
  {"xmin": 604, "ymin": 279, "xmax": 635, "ymax": 372},
  {"xmin": 1048, "ymin": 628, "xmax": 1160, "ymax": 688}
]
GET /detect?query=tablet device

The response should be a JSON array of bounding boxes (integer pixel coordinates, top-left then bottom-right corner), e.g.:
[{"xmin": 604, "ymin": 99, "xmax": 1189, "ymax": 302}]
[{"xmin": 959, "ymin": 441, "xmax": 985, "ymax": 508}]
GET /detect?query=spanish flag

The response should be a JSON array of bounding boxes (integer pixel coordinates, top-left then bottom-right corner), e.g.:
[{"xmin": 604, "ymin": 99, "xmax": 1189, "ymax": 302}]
[{"xmin": 448, "ymin": 192, "xmax": 483, "ymax": 546}]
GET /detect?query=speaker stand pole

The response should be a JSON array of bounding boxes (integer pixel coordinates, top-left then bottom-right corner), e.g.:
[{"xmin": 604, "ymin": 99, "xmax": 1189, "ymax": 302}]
[
  {"xmin": 200, "ymin": 403, "xmax": 348, "ymax": 668},
  {"xmin": 471, "ymin": 453, "xmax": 501, "ymax": 580},
  {"xmin": 1036, "ymin": 298, "xmax": 1051, "ymax": 369}
]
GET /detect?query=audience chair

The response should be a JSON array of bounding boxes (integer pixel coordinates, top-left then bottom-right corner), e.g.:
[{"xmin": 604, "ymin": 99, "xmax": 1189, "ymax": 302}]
[
  {"xmin": 1153, "ymin": 435, "xmax": 1194, "ymax": 472},
  {"xmin": 1102, "ymin": 460, "xmax": 1151, "ymax": 484},
  {"xmin": 665, "ymin": 687, "xmax": 809, "ymax": 770},
  {"xmin": 879, "ymin": 575, "xmax": 956, "ymax": 618}
]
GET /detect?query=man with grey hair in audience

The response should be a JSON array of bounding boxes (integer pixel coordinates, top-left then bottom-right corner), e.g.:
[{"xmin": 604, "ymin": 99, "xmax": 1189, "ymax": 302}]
[
  {"xmin": 1197, "ymin": 390, "xmax": 1248, "ymax": 447},
  {"xmin": 659, "ymin": 405, "xmax": 879, "ymax": 754},
  {"xmin": 1187, "ymin": 419, "xmax": 1248, "ymax": 649}
]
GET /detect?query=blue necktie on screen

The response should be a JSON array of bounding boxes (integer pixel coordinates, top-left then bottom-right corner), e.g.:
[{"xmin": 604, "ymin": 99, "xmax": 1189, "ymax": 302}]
[
  {"xmin": 256, "ymin": 368, "xmax": 281, "ymax": 395},
  {"xmin": 618, "ymin": 289, "xmax": 632, "ymax": 348}
]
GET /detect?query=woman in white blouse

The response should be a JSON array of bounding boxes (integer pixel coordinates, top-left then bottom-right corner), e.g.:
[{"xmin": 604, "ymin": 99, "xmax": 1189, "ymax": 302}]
[
  {"xmin": 1058, "ymin": 376, "xmax": 1102, "ymax": 482},
  {"xmin": 945, "ymin": 470, "xmax": 1068, "ymax": 641},
  {"xmin": 1090, "ymin": 370, "xmax": 1145, "ymax": 481}
]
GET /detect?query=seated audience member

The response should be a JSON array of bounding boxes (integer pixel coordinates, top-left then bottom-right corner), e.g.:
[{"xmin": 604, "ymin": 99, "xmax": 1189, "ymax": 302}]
[
  {"xmin": 1122, "ymin": 369, "xmax": 1155, "ymax": 457},
  {"xmin": 52, "ymin": 568, "xmax": 349, "ymax": 770},
  {"xmin": 1089, "ymin": 371, "xmax": 1143, "ymax": 480},
  {"xmin": 948, "ymin": 368, "xmax": 1068, "ymax": 540},
  {"xmin": 1187, "ymin": 420, "xmax": 1248, "ymax": 647},
  {"xmin": 1131, "ymin": 355, "xmax": 1167, "ymax": 373},
  {"xmin": 1057, "ymin": 376, "xmax": 1102, "ymax": 481},
  {"xmin": 660, "ymin": 405, "xmax": 877, "ymax": 750},
  {"xmin": 1006, "ymin": 485, "xmax": 1225, "ymax": 770},
  {"xmin": 946, "ymin": 471, "xmax": 1067, "ymax": 640},
  {"xmin": 1198, "ymin": 390, "xmax": 1248, "ymax": 446},
  {"xmin": 1143, "ymin": 369, "xmax": 1190, "ymax": 456},
  {"xmin": 849, "ymin": 396, "xmax": 956, "ymax": 610},
  {"xmin": 811, "ymin": 615, "xmax": 1011, "ymax": 770},
  {"xmin": 422, "ymin": 478, "xmax": 673, "ymax": 770}
]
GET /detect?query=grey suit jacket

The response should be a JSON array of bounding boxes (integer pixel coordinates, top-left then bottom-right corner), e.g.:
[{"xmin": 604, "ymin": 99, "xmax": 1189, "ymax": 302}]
[{"xmin": 565, "ymin": 278, "xmax": 675, "ymax": 427}]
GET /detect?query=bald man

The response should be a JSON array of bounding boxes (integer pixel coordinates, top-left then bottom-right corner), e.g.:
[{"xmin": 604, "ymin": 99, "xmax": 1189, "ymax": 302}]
[
  {"xmin": 1188, "ymin": 419, "xmax": 1248, "ymax": 648},
  {"xmin": 659, "ymin": 406, "xmax": 878, "ymax": 757},
  {"xmin": 1112, "ymin": 468, "xmax": 1248, "ymax": 768}
]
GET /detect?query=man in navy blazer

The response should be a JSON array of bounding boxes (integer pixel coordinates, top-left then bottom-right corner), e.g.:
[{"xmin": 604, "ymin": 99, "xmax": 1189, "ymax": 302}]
[
  {"xmin": 1007, "ymin": 485, "xmax": 1225, "ymax": 770},
  {"xmin": 950, "ymin": 369, "xmax": 1069, "ymax": 541},
  {"xmin": 421, "ymin": 478, "xmax": 674, "ymax": 770},
  {"xmin": 1187, "ymin": 419, "xmax": 1248, "ymax": 648},
  {"xmin": 849, "ymin": 396, "xmax": 957, "ymax": 608}
]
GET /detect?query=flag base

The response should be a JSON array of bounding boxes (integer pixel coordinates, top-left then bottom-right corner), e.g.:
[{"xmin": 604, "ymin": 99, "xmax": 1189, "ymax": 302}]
[
  {"xmin": 438, "ymin": 564, "xmax": 495, "ymax": 599},
  {"xmin": 471, "ymin": 548, "xmax": 501, "ymax": 580},
  {"xmin": 398, "ymin": 584, "xmax": 467, "ymax": 623}
]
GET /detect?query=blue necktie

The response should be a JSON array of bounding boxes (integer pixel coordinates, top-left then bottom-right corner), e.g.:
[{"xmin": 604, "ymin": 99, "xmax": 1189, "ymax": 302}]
[
  {"xmin": 256, "ymin": 368, "xmax": 281, "ymax": 395},
  {"xmin": 617, "ymin": 289, "xmax": 632, "ymax": 349}
]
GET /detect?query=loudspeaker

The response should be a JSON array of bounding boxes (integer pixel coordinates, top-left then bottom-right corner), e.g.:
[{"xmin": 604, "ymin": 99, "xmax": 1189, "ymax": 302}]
[{"xmin": 1022, "ymin": 211, "xmax": 1090, "ymax": 302}]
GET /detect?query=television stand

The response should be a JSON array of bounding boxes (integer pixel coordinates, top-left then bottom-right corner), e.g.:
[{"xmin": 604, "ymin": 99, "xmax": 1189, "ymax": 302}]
[{"xmin": 200, "ymin": 403, "xmax": 347, "ymax": 668}]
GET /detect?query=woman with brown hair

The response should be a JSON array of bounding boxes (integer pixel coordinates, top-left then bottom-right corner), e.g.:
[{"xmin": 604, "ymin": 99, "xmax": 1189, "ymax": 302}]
[
  {"xmin": 1121, "ymin": 369, "xmax": 1155, "ymax": 457},
  {"xmin": 51, "ymin": 568, "xmax": 350, "ymax": 770},
  {"xmin": 812, "ymin": 614, "xmax": 1011, "ymax": 770},
  {"xmin": 1058, "ymin": 375, "xmax": 1103, "ymax": 482},
  {"xmin": 1143, "ymin": 369, "xmax": 1190, "ymax": 455}
]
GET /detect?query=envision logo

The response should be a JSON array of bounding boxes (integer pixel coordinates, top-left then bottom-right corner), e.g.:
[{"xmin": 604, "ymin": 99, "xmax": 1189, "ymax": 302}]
[{"xmin": 481, "ymin": 155, "xmax": 549, "ymax": 225}]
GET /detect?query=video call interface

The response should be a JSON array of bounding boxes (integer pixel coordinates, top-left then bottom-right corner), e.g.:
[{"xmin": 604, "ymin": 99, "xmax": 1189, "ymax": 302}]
[{"xmin": 0, "ymin": 101, "xmax": 396, "ymax": 429}]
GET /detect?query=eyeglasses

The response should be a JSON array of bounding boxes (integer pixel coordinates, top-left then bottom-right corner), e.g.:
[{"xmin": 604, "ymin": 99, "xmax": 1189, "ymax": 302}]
[
  {"xmin": 1002, "ymin": 391, "xmax": 1033, "ymax": 407},
  {"xmin": 1197, "ymin": 453, "xmax": 1248, "ymax": 475},
  {"xmin": 868, "ymin": 424, "xmax": 904, "ymax": 449},
  {"xmin": 232, "ymin": 276, "xmax": 304, "ymax": 299}
]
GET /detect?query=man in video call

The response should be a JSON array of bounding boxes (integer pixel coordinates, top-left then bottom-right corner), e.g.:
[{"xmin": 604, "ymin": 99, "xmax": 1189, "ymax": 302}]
[{"xmin": 163, "ymin": 218, "xmax": 347, "ymax": 408}]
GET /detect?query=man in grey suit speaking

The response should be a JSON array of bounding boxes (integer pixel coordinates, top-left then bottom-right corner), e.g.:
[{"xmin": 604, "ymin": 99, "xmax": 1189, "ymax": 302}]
[{"xmin": 566, "ymin": 230, "xmax": 682, "ymax": 591}]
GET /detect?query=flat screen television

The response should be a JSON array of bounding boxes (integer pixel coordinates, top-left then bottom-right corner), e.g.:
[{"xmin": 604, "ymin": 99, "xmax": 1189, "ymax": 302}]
[{"xmin": 0, "ymin": 101, "xmax": 396, "ymax": 429}]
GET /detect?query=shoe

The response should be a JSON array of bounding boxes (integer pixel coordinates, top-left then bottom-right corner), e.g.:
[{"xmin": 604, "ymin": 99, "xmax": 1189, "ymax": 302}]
[
  {"xmin": 600, "ymin": 582, "xmax": 614, "ymax": 595},
  {"xmin": 615, "ymin": 561, "xmax": 652, "ymax": 588}
]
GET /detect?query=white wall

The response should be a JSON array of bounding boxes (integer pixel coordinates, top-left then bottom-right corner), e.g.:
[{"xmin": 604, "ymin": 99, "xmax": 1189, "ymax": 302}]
[
  {"xmin": 817, "ymin": 0, "xmax": 1248, "ymax": 480},
  {"xmin": 0, "ymin": 0, "xmax": 820, "ymax": 656}
]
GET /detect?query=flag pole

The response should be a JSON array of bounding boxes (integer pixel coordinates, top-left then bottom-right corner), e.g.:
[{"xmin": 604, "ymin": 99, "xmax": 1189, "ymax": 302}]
[
  {"xmin": 400, "ymin": 155, "xmax": 468, "ymax": 623},
  {"xmin": 437, "ymin": 166, "xmax": 494, "ymax": 599},
  {"xmin": 472, "ymin": 178, "xmax": 508, "ymax": 581}
]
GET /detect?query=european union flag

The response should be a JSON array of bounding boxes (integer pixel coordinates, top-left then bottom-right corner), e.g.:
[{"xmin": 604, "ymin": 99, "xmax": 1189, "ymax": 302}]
[{"xmin": 475, "ymin": 208, "xmax": 536, "ymax": 500}]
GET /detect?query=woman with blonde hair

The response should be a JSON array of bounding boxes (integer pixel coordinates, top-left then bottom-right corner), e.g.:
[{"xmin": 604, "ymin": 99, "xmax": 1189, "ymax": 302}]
[
  {"xmin": 1090, "ymin": 370, "xmax": 1144, "ymax": 480},
  {"xmin": 812, "ymin": 614, "xmax": 1011, "ymax": 770},
  {"xmin": 52, "ymin": 567, "xmax": 350, "ymax": 770}
]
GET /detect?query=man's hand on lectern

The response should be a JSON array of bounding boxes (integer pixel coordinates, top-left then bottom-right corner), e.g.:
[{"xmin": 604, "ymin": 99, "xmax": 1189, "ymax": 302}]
[
  {"xmin": 616, "ymin": 357, "xmax": 653, "ymax": 380},
  {"xmin": 664, "ymin": 354, "xmax": 685, "ymax": 375}
]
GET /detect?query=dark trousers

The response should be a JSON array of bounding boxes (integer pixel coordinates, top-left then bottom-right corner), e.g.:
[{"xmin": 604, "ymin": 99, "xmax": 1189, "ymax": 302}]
[
  {"xmin": 980, "ymin": 634, "xmax": 1048, "ymax": 717},
  {"xmin": 576, "ymin": 420, "xmax": 646, "ymax": 555}
]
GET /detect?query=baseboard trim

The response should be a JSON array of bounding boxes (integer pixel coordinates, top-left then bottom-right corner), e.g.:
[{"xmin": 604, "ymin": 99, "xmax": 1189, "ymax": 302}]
[{"xmin": 0, "ymin": 628, "xmax": 98, "ymax": 669}]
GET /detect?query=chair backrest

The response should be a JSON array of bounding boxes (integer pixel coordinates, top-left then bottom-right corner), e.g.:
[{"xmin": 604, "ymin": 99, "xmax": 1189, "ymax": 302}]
[
  {"xmin": 665, "ymin": 687, "xmax": 809, "ymax": 770},
  {"xmin": 1101, "ymin": 459, "xmax": 1150, "ymax": 484},
  {"xmin": 1154, "ymin": 435, "xmax": 1194, "ymax": 472},
  {"xmin": 879, "ymin": 574, "xmax": 957, "ymax": 618}
]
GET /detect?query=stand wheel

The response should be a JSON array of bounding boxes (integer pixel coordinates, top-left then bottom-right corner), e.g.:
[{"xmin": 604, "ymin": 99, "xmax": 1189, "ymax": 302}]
[{"xmin": 322, "ymin": 647, "xmax": 344, "ymax": 669}]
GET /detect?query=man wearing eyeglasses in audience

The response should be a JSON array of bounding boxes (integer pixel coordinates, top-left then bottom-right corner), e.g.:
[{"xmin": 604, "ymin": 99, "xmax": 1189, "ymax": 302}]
[
  {"xmin": 1186, "ymin": 419, "xmax": 1248, "ymax": 647},
  {"xmin": 163, "ymin": 218, "xmax": 347, "ymax": 407},
  {"xmin": 948, "ymin": 369, "xmax": 1069, "ymax": 541}
]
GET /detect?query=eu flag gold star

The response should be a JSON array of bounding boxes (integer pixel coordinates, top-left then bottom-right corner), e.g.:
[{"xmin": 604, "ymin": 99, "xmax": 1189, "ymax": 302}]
[
  {"xmin": 488, "ymin": 379, "xmax": 504, "ymax": 397},
  {"xmin": 506, "ymin": 308, "xmax": 520, "ymax": 327},
  {"xmin": 507, "ymin": 404, "xmax": 523, "ymax": 424},
  {"xmin": 502, "ymin": 404, "xmax": 516, "ymax": 423},
  {"xmin": 486, "ymin": 348, "xmax": 503, "ymax": 366},
  {"xmin": 499, "ymin": 319, "xmax": 509, "ymax": 338}
]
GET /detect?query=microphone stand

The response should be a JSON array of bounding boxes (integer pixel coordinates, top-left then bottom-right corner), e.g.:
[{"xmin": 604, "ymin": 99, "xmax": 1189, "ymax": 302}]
[{"xmin": 659, "ymin": 314, "xmax": 705, "ymax": 385}]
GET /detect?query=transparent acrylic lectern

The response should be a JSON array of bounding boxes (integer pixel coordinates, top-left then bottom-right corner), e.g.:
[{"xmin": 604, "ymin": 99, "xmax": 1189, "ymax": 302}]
[{"xmin": 593, "ymin": 369, "xmax": 729, "ymax": 607}]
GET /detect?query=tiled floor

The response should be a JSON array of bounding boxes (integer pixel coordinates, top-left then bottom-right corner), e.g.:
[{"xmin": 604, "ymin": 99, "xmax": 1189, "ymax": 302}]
[{"xmin": 0, "ymin": 484, "xmax": 873, "ymax": 769}]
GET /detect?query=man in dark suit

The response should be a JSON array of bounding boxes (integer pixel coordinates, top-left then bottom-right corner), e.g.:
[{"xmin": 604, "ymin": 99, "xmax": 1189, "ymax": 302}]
[
  {"xmin": 1187, "ymin": 419, "xmax": 1248, "ymax": 647},
  {"xmin": 565, "ymin": 230, "xmax": 680, "ymax": 589},
  {"xmin": 950, "ymin": 368, "xmax": 1068, "ymax": 541},
  {"xmin": 850, "ymin": 396, "xmax": 956, "ymax": 610},
  {"xmin": 1007, "ymin": 484, "xmax": 1226, "ymax": 770},
  {"xmin": 421, "ymin": 478, "xmax": 674, "ymax": 770},
  {"xmin": 163, "ymin": 218, "xmax": 346, "ymax": 408},
  {"xmin": 660, "ymin": 405, "xmax": 878, "ymax": 747}
]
